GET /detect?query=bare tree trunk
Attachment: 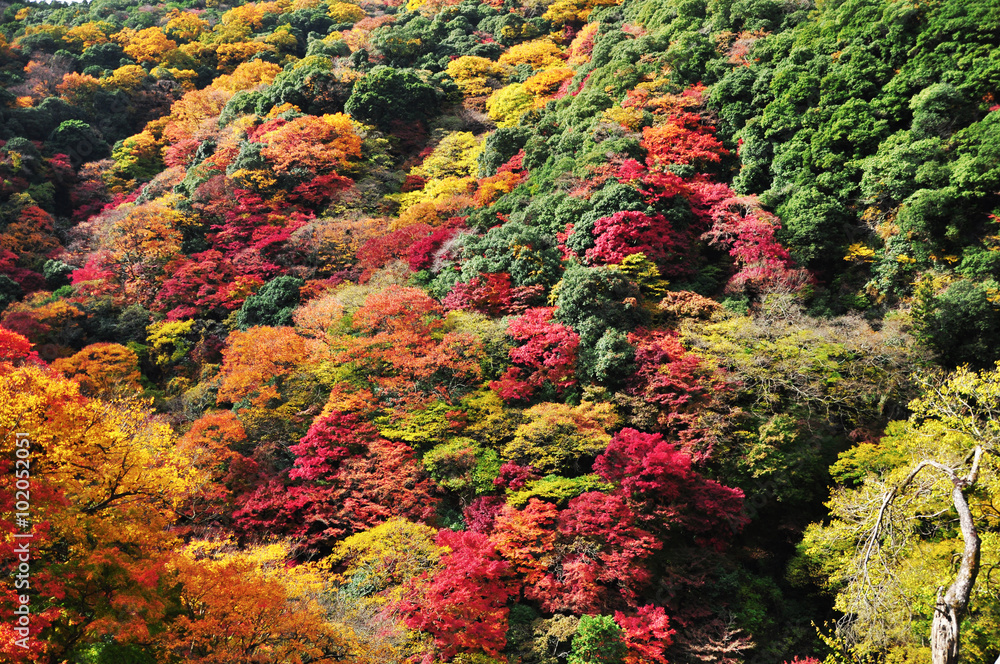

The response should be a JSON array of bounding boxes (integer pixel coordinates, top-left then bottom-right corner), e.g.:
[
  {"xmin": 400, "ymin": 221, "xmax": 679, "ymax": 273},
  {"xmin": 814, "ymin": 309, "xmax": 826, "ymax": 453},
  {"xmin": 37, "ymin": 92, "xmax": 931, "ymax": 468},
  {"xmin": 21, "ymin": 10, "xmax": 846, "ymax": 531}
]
[{"xmin": 929, "ymin": 484, "xmax": 981, "ymax": 664}]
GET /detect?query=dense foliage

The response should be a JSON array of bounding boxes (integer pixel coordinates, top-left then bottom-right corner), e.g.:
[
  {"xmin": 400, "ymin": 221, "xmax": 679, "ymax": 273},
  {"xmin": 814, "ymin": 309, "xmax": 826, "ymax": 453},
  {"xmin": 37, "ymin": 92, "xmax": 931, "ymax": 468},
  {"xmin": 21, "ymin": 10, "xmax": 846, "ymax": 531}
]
[{"xmin": 0, "ymin": 0, "xmax": 998, "ymax": 662}]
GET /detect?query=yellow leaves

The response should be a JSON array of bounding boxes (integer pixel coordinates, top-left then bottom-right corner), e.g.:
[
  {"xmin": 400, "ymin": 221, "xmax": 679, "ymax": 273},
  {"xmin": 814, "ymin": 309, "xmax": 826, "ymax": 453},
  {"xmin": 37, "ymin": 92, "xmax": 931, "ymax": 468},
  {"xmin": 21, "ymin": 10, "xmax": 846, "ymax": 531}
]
[
  {"xmin": 230, "ymin": 167, "xmax": 280, "ymax": 192},
  {"xmin": 63, "ymin": 22, "xmax": 111, "ymax": 50},
  {"xmin": 543, "ymin": 0, "xmax": 622, "ymax": 26},
  {"xmin": 147, "ymin": 319, "xmax": 197, "ymax": 370},
  {"xmin": 524, "ymin": 66, "xmax": 574, "ymax": 98},
  {"xmin": 498, "ymin": 39, "xmax": 564, "ymax": 71},
  {"xmin": 265, "ymin": 25, "xmax": 301, "ymax": 56},
  {"xmin": 412, "ymin": 131, "xmax": 483, "ymax": 181},
  {"xmin": 216, "ymin": 41, "xmax": 278, "ymax": 72},
  {"xmin": 602, "ymin": 104, "xmax": 645, "ymax": 130},
  {"xmin": 447, "ymin": 56, "xmax": 509, "ymax": 97},
  {"xmin": 909, "ymin": 361, "xmax": 1000, "ymax": 449},
  {"xmin": 221, "ymin": 1, "xmax": 286, "ymax": 30},
  {"xmin": 102, "ymin": 64, "xmax": 148, "ymax": 92},
  {"xmin": 397, "ymin": 176, "xmax": 477, "ymax": 215},
  {"xmin": 213, "ymin": 59, "xmax": 283, "ymax": 91},
  {"xmin": 329, "ymin": 1, "xmax": 367, "ymax": 23},
  {"xmin": 0, "ymin": 365, "xmax": 200, "ymax": 517},
  {"xmin": 164, "ymin": 10, "xmax": 209, "ymax": 43},
  {"xmin": 328, "ymin": 518, "xmax": 442, "ymax": 604},
  {"xmin": 486, "ymin": 83, "xmax": 534, "ymax": 128},
  {"xmin": 118, "ymin": 27, "xmax": 178, "ymax": 65},
  {"xmin": 504, "ymin": 400, "xmax": 618, "ymax": 474},
  {"xmin": 844, "ymin": 242, "xmax": 877, "ymax": 263}
]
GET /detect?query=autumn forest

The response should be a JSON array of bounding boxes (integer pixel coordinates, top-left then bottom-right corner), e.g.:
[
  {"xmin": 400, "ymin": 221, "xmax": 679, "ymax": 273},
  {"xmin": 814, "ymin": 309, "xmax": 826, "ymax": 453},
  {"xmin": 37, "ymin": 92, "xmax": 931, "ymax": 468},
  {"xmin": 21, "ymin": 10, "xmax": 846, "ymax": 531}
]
[{"xmin": 0, "ymin": 0, "xmax": 998, "ymax": 661}]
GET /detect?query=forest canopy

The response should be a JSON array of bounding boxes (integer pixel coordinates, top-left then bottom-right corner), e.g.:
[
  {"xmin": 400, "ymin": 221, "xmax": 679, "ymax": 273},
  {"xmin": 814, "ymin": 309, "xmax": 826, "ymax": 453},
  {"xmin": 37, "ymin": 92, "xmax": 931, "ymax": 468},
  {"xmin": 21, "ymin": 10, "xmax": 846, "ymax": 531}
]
[{"xmin": 0, "ymin": 0, "xmax": 998, "ymax": 662}]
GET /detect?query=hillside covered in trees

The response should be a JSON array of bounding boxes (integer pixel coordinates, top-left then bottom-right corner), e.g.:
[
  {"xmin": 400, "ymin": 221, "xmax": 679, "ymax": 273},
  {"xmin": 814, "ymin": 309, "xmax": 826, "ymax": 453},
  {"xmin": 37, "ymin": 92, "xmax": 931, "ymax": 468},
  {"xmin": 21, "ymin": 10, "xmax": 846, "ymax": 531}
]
[{"xmin": 0, "ymin": 0, "xmax": 998, "ymax": 661}]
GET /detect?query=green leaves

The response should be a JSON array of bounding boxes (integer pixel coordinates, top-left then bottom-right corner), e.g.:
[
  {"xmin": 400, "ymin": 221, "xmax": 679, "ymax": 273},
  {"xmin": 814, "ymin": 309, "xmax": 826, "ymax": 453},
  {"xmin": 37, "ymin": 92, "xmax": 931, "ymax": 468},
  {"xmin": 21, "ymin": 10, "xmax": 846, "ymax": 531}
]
[{"xmin": 344, "ymin": 66, "xmax": 440, "ymax": 130}]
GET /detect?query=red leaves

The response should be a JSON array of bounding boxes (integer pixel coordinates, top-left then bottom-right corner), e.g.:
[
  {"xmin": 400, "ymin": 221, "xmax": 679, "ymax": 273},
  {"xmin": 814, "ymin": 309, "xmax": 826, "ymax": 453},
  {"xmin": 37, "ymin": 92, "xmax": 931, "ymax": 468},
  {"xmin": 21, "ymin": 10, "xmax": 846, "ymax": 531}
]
[
  {"xmin": 155, "ymin": 250, "xmax": 247, "ymax": 319},
  {"xmin": 163, "ymin": 138, "xmax": 201, "ymax": 168},
  {"xmin": 288, "ymin": 173, "xmax": 353, "ymax": 207},
  {"xmin": 0, "ymin": 327, "xmax": 39, "ymax": 369},
  {"xmin": 400, "ymin": 529, "xmax": 516, "ymax": 660},
  {"xmin": 407, "ymin": 218, "xmax": 464, "ymax": 272},
  {"xmin": 490, "ymin": 307, "xmax": 579, "ymax": 402},
  {"xmin": 626, "ymin": 330, "xmax": 721, "ymax": 455},
  {"xmin": 357, "ymin": 222, "xmax": 432, "ymax": 278},
  {"xmin": 700, "ymin": 192, "xmax": 812, "ymax": 296},
  {"xmin": 585, "ymin": 211, "xmax": 680, "ymax": 267},
  {"xmin": 491, "ymin": 494, "xmax": 659, "ymax": 614},
  {"xmin": 442, "ymin": 272, "xmax": 545, "ymax": 317},
  {"xmin": 615, "ymin": 605, "xmax": 675, "ymax": 664},
  {"xmin": 288, "ymin": 410, "xmax": 371, "ymax": 481},
  {"xmin": 236, "ymin": 411, "xmax": 438, "ymax": 551},
  {"xmin": 595, "ymin": 429, "xmax": 747, "ymax": 549},
  {"xmin": 209, "ymin": 189, "xmax": 314, "ymax": 279}
]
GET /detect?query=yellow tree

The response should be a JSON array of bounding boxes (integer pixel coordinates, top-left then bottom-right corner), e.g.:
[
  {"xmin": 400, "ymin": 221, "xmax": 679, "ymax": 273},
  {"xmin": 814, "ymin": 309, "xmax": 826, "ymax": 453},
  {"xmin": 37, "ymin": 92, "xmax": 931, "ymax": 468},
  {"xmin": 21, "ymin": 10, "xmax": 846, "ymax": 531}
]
[
  {"xmin": 117, "ymin": 27, "xmax": 178, "ymax": 65},
  {"xmin": 498, "ymin": 39, "xmax": 564, "ymax": 70},
  {"xmin": 165, "ymin": 9, "xmax": 210, "ymax": 42},
  {"xmin": 447, "ymin": 56, "xmax": 509, "ymax": 97},
  {"xmin": 802, "ymin": 364, "xmax": 1000, "ymax": 664}
]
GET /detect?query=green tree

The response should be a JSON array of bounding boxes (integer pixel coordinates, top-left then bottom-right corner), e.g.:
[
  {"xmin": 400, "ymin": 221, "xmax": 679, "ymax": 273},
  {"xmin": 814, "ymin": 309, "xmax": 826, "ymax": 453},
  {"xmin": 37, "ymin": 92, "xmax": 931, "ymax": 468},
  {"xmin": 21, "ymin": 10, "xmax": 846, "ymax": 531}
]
[
  {"xmin": 344, "ymin": 66, "xmax": 439, "ymax": 130},
  {"xmin": 569, "ymin": 615, "xmax": 626, "ymax": 664},
  {"xmin": 47, "ymin": 119, "xmax": 111, "ymax": 165},
  {"xmin": 235, "ymin": 275, "xmax": 304, "ymax": 330}
]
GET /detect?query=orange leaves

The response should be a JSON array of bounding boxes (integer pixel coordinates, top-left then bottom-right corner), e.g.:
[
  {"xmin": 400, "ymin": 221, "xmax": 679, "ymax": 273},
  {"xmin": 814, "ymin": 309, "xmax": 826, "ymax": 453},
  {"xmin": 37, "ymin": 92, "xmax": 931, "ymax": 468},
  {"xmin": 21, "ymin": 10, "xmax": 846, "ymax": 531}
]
[
  {"xmin": 330, "ymin": 286, "xmax": 482, "ymax": 410},
  {"xmin": 178, "ymin": 410, "xmax": 246, "ymax": 467},
  {"xmin": 217, "ymin": 326, "xmax": 321, "ymax": 407},
  {"xmin": 56, "ymin": 72, "xmax": 101, "ymax": 106},
  {"xmin": 641, "ymin": 113, "xmax": 730, "ymax": 169},
  {"xmin": 52, "ymin": 343, "xmax": 142, "ymax": 396},
  {"xmin": 492, "ymin": 498, "xmax": 558, "ymax": 586},
  {"xmin": 351, "ymin": 284, "xmax": 444, "ymax": 336},
  {"xmin": 475, "ymin": 171, "xmax": 525, "ymax": 206},
  {"xmin": 566, "ymin": 22, "xmax": 599, "ymax": 65},
  {"xmin": 163, "ymin": 540, "xmax": 357, "ymax": 664},
  {"xmin": 161, "ymin": 87, "xmax": 234, "ymax": 144},
  {"xmin": 107, "ymin": 198, "xmax": 187, "ymax": 300},
  {"xmin": 258, "ymin": 113, "xmax": 363, "ymax": 176}
]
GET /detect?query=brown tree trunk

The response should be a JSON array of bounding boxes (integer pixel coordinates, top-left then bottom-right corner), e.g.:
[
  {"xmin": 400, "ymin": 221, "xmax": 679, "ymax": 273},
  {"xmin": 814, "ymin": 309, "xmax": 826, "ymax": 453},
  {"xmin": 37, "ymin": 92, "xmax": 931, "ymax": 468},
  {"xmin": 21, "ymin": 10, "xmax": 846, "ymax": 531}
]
[{"xmin": 930, "ymin": 484, "xmax": 981, "ymax": 664}]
